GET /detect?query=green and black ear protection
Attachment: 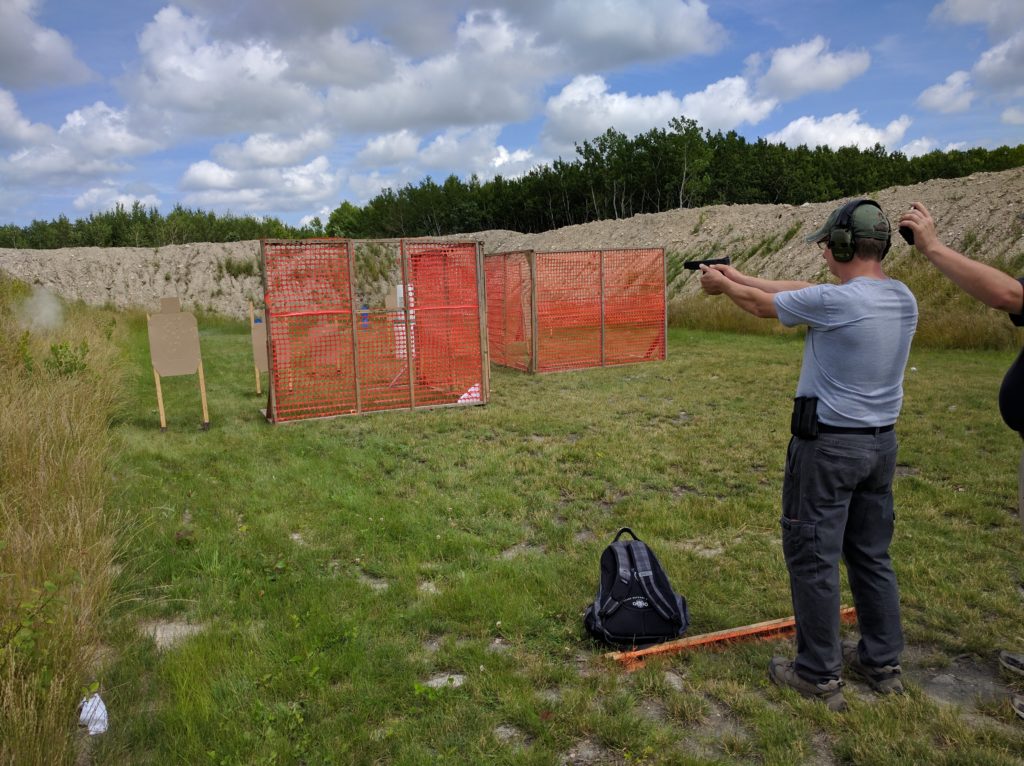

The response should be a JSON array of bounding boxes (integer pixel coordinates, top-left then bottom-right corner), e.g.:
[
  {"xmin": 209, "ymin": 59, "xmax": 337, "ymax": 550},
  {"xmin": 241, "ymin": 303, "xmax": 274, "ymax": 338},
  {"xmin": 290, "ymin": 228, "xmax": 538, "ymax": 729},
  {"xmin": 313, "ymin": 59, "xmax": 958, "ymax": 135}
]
[{"xmin": 827, "ymin": 199, "xmax": 891, "ymax": 263}]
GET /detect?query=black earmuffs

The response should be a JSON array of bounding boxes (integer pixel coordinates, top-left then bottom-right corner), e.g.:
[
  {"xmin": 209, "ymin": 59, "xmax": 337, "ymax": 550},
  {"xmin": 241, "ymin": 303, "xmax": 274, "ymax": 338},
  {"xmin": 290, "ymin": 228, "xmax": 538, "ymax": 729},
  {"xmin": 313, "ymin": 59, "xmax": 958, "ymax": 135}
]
[{"xmin": 828, "ymin": 199, "xmax": 891, "ymax": 263}]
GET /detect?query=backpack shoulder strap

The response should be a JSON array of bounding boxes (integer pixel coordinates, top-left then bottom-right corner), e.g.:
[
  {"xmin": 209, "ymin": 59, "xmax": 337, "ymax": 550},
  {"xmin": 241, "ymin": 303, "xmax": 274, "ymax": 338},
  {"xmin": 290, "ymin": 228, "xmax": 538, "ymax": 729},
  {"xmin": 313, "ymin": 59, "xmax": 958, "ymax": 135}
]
[
  {"xmin": 628, "ymin": 541, "xmax": 680, "ymax": 624},
  {"xmin": 597, "ymin": 542, "xmax": 634, "ymax": 617}
]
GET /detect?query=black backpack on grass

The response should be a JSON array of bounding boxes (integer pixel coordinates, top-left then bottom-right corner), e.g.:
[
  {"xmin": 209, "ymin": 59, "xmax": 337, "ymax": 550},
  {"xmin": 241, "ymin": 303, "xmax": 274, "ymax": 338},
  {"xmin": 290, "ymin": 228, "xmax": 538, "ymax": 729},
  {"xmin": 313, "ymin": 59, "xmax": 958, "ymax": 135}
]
[{"xmin": 584, "ymin": 528, "xmax": 689, "ymax": 649}]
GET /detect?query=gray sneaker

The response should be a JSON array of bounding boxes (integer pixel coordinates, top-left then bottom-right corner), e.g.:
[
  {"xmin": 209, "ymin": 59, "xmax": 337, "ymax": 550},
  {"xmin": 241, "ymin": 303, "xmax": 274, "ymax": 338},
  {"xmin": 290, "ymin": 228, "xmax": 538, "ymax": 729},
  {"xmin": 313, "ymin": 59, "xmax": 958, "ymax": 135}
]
[
  {"xmin": 999, "ymin": 651, "xmax": 1024, "ymax": 678},
  {"xmin": 768, "ymin": 656, "xmax": 847, "ymax": 712},
  {"xmin": 841, "ymin": 640, "xmax": 904, "ymax": 694},
  {"xmin": 1012, "ymin": 695, "xmax": 1024, "ymax": 722}
]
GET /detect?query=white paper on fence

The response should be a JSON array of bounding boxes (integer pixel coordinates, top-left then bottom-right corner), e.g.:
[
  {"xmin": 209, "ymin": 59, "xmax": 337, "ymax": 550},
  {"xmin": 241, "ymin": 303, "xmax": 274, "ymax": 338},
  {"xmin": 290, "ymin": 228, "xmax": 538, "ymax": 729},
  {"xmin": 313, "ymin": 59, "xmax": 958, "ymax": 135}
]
[
  {"xmin": 458, "ymin": 383, "xmax": 481, "ymax": 403},
  {"xmin": 79, "ymin": 693, "xmax": 108, "ymax": 735},
  {"xmin": 392, "ymin": 283, "xmax": 417, "ymax": 359}
]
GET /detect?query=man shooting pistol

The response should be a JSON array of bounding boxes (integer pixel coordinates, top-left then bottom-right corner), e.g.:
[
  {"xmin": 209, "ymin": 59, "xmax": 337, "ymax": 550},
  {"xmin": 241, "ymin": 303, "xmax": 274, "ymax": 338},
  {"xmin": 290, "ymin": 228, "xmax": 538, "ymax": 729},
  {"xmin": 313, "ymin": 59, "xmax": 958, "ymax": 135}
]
[{"xmin": 698, "ymin": 200, "xmax": 918, "ymax": 712}]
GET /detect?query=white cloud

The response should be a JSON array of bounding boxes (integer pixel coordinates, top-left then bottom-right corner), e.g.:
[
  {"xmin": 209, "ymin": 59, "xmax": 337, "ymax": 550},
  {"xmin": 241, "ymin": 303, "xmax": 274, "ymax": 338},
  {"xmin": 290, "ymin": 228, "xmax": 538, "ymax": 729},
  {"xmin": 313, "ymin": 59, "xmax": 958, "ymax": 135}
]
[
  {"xmin": 280, "ymin": 29, "xmax": 397, "ymax": 88},
  {"xmin": 73, "ymin": 185, "xmax": 161, "ymax": 214},
  {"xmin": 58, "ymin": 102, "xmax": 161, "ymax": 156},
  {"xmin": 932, "ymin": 0, "xmax": 1024, "ymax": 41},
  {"xmin": 543, "ymin": 0, "xmax": 726, "ymax": 68},
  {"xmin": 346, "ymin": 125, "xmax": 538, "ymax": 202},
  {"xmin": 326, "ymin": 10, "xmax": 557, "ymax": 132},
  {"xmin": 181, "ymin": 155, "xmax": 342, "ymax": 213},
  {"xmin": 543, "ymin": 75, "xmax": 687, "ymax": 153},
  {"xmin": 177, "ymin": 0, "xmax": 727, "ymax": 67},
  {"xmin": 357, "ymin": 130, "xmax": 422, "ymax": 166},
  {"xmin": 754, "ymin": 37, "xmax": 870, "ymax": 100},
  {"xmin": 900, "ymin": 137, "xmax": 937, "ymax": 157},
  {"xmin": 0, "ymin": 99, "xmax": 157, "ymax": 191},
  {"xmin": 917, "ymin": 71, "xmax": 975, "ymax": 113},
  {"xmin": 211, "ymin": 130, "xmax": 333, "ymax": 169},
  {"xmin": 181, "ymin": 160, "xmax": 237, "ymax": 190},
  {"xmin": 0, "ymin": 88, "xmax": 53, "ymax": 147},
  {"xmin": 2, "ymin": 145, "xmax": 128, "ymax": 184},
  {"xmin": 542, "ymin": 74, "xmax": 776, "ymax": 156},
  {"xmin": 678, "ymin": 77, "xmax": 777, "ymax": 133},
  {"xmin": 491, "ymin": 145, "xmax": 534, "ymax": 172},
  {"xmin": 1003, "ymin": 106, "xmax": 1024, "ymax": 124},
  {"xmin": 347, "ymin": 170, "xmax": 412, "ymax": 203},
  {"xmin": 973, "ymin": 31, "xmax": 1024, "ymax": 96},
  {"xmin": 766, "ymin": 110, "xmax": 912, "ymax": 150},
  {"xmin": 0, "ymin": 0, "xmax": 93, "ymax": 88},
  {"xmin": 418, "ymin": 126, "xmax": 537, "ymax": 178},
  {"xmin": 931, "ymin": 3, "xmax": 1024, "ymax": 100},
  {"xmin": 122, "ymin": 6, "xmax": 324, "ymax": 137},
  {"xmin": 298, "ymin": 206, "xmax": 333, "ymax": 228}
]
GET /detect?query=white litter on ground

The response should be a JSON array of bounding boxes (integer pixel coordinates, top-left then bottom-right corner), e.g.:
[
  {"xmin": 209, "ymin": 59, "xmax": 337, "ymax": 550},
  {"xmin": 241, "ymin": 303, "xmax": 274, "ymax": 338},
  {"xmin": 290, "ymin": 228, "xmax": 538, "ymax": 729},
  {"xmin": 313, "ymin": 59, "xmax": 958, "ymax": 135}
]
[{"xmin": 79, "ymin": 693, "xmax": 108, "ymax": 735}]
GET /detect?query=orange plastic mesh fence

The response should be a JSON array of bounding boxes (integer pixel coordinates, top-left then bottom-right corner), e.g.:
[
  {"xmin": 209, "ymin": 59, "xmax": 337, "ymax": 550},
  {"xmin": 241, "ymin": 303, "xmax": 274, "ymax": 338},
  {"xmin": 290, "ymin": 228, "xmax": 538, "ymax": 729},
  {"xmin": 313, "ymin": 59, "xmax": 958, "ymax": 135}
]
[
  {"xmin": 405, "ymin": 241, "xmax": 485, "ymax": 407},
  {"xmin": 484, "ymin": 251, "xmax": 533, "ymax": 371},
  {"xmin": 261, "ymin": 238, "xmax": 486, "ymax": 422},
  {"xmin": 487, "ymin": 248, "xmax": 665, "ymax": 373},
  {"xmin": 600, "ymin": 248, "xmax": 666, "ymax": 367}
]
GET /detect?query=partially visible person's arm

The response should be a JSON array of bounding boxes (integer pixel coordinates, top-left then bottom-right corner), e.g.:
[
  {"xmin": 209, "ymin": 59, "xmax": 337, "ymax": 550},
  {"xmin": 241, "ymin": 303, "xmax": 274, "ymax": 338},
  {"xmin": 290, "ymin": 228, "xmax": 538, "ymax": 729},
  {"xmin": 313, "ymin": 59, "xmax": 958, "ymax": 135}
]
[{"xmin": 900, "ymin": 202, "xmax": 1024, "ymax": 314}]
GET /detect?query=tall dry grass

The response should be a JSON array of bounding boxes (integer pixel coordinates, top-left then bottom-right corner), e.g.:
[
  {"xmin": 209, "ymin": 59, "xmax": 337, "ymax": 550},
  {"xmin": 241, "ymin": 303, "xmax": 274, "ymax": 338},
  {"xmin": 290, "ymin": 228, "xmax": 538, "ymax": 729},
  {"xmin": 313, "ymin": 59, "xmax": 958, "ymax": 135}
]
[{"xmin": 0, "ymin": 278, "xmax": 124, "ymax": 766}]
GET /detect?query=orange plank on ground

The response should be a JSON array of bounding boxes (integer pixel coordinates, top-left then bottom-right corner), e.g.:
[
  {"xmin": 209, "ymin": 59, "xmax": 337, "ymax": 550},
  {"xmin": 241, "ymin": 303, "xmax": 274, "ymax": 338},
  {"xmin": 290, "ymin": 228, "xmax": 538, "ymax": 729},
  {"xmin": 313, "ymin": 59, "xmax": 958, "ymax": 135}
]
[{"xmin": 607, "ymin": 606, "xmax": 857, "ymax": 671}]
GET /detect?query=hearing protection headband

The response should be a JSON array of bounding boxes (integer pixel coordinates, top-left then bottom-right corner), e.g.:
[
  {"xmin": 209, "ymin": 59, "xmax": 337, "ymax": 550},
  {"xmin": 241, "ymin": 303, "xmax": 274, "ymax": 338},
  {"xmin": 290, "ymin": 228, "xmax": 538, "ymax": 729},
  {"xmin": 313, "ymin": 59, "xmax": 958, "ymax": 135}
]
[{"xmin": 828, "ymin": 199, "xmax": 891, "ymax": 262}]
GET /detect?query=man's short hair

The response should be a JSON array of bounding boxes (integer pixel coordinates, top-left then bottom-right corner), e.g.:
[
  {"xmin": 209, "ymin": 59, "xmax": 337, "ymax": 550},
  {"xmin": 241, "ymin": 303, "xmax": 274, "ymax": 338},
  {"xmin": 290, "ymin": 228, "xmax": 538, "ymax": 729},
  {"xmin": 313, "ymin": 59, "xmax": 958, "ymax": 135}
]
[{"xmin": 855, "ymin": 237, "xmax": 886, "ymax": 261}]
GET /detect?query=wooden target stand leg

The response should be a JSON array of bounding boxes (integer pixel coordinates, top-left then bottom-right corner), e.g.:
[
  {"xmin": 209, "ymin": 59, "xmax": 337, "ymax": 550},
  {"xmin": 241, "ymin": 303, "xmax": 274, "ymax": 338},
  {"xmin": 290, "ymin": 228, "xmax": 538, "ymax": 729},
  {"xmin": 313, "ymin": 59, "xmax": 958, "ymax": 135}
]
[
  {"xmin": 197, "ymin": 361, "xmax": 210, "ymax": 430},
  {"xmin": 153, "ymin": 365, "xmax": 210, "ymax": 431},
  {"xmin": 249, "ymin": 302, "xmax": 262, "ymax": 395},
  {"xmin": 153, "ymin": 366, "xmax": 167, "ymax": 432}
]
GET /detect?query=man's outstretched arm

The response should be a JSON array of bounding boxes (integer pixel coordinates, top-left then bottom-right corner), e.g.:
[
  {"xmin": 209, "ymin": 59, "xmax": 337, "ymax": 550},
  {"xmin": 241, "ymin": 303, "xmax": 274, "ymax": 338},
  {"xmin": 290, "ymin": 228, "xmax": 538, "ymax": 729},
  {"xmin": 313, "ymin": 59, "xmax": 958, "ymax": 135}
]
[
  {"xmin": 699, "ymin": 265, "xmax": 778, "ymax": 318},
  {"xmin": 703, "ymin": 263, "xmax": 811, "ymax": 294}
]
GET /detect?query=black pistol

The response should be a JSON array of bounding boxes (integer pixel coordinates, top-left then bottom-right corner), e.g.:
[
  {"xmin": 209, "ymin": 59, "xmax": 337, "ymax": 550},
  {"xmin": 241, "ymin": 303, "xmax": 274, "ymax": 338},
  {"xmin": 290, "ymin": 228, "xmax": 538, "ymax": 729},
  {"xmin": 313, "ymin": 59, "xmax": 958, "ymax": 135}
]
[{"xmin": 683, "ymin": 256, "xmax": 731, "ymax": 270}]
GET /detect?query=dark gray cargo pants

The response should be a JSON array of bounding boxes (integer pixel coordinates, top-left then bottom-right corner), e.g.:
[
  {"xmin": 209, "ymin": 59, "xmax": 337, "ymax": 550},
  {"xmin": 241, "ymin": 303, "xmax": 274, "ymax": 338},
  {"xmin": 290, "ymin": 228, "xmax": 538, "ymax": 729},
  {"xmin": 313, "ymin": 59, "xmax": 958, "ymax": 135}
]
[{"xmin": 781, "ymin": 430, "xmax": 903, "ymax": 683}]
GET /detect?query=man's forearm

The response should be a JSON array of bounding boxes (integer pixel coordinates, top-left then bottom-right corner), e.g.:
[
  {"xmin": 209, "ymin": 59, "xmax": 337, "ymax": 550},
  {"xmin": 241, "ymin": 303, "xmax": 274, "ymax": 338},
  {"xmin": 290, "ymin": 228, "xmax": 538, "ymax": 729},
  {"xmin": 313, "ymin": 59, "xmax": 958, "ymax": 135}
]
[
  {"xmin": 921, "ymin": 243, "xmax": 1024, "ymax": 313},
  {"xmin": 733, "ymin": 273, "xmax": 813, "ymax": 294},
  {"xmin": 721, "ymin": 280, "xmax": 777, "ymax": 318}
]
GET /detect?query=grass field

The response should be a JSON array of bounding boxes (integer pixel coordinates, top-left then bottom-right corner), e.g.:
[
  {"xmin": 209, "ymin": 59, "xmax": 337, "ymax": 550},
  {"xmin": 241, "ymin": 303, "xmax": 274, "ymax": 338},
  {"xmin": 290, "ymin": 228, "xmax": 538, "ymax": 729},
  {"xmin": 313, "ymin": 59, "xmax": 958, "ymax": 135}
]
[{"xmin": 5, "ymin": 292, "xmax": 1024, "ymax": 764}]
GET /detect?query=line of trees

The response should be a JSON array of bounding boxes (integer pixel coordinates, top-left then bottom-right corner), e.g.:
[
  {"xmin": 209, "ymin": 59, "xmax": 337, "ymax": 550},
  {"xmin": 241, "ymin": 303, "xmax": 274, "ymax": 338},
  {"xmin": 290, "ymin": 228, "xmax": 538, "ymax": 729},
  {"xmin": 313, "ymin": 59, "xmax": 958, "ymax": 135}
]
[
  {"xmin": 4, "ymin": 115, "xmax": 1023, "ymax": 249},
  {"xmin": 0, "ymin": 203, "xmax": 312, "ymax": 250},
  {"xmin": 333, "ymin": 117, "xmax": 1024, "ymax": 238}
]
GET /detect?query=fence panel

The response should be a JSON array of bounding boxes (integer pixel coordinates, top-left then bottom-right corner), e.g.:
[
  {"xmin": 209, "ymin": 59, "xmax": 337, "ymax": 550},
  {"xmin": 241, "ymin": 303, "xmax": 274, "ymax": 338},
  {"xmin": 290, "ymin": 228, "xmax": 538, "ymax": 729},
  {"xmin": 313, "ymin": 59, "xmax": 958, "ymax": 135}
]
[
  {"xmin": 262, "ymin": 239, "xmax": 356, "ymax": 421},
  {"xmin": 262, "ymin": 238, "xmax": 486, "ymax": 422},
  {"xmin": 486, "ymin": 247, "xmax": 665, "ymax": 373},
  {"xmin": 602, "ymin": 248, "xmax": 666, "ymax": 365},
  {"xmin": 406, "ymin": 241, "xmax": 485, "ymax": 406},
  {"xmin": 485, "ymin": 251, "xmax": 532, "ymax": 371},
  {"xmin": 535, "ymin": 250, "xmax": 602, "ymax": 372}
]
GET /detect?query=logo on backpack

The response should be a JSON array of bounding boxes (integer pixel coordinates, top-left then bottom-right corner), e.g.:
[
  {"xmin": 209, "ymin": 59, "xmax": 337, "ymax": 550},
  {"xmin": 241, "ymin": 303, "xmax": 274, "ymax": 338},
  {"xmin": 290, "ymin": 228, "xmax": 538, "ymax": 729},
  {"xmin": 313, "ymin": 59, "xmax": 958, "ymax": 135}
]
[{"xmin": 583, "ymin": 527, "xmax": 690, "ymax": 649}]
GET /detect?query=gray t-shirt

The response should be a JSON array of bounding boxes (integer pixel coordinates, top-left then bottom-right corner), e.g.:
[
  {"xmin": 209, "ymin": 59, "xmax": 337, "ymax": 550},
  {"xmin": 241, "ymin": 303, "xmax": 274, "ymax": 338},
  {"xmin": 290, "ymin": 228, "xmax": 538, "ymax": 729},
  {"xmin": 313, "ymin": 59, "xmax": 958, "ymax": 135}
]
[{"xmin": 773, "ymin": 277, "xmax": 918, "ymax": 427}]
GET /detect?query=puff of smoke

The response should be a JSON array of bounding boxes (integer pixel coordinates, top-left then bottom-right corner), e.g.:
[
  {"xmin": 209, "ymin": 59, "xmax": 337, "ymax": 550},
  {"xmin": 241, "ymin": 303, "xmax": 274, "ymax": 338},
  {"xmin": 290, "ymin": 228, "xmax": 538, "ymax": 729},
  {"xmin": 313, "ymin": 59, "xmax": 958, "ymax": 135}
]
[{"xmin": 18, "ymin": 285, "xmax": 65, "ymax": 332}]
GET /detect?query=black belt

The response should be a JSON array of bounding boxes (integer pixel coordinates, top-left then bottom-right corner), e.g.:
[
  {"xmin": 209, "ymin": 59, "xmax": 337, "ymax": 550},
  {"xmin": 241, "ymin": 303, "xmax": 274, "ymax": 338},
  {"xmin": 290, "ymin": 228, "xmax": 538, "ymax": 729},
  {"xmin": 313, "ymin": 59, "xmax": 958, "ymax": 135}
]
[{"xmin": 818, "ymin": 422, "xmax": 894, "ymax": 435}]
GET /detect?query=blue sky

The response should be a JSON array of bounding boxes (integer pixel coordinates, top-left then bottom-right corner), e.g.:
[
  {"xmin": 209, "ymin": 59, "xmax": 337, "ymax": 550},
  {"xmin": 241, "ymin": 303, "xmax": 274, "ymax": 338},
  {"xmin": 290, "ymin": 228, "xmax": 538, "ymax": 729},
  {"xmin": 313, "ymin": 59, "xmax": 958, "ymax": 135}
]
[{"xmin": 0, "ymin": 0, "xmax": 1021, "ymax": 228}]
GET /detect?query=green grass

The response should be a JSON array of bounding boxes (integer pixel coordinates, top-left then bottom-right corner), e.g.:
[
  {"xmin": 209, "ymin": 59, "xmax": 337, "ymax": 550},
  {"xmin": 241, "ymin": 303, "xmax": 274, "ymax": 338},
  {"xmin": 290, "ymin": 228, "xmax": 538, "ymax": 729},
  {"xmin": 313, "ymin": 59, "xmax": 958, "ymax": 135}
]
[
  {"xmin": 3, "ymin": 279, "xmax": 1023, "ymax": 764},
  {"xmin": 75, "ymin": 313, "xmax": 1024, "ymax": 764}
]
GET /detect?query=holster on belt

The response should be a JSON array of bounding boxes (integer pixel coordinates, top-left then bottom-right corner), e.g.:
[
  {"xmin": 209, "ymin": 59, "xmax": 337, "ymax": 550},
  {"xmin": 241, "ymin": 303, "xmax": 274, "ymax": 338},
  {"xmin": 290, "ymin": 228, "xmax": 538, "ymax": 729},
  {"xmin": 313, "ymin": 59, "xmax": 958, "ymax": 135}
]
[{"xmin": 791, "ymin": 396, "xmax": 819, "ymax": 439}]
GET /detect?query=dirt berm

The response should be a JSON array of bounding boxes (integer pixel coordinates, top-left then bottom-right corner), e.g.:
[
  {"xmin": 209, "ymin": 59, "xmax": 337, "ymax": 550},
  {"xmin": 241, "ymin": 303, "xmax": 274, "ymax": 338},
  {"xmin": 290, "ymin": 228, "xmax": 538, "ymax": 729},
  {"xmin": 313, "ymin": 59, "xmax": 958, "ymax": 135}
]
[{"xmin": 1, "ymin": 167, "xmax": 1021, "ymax": 320}]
